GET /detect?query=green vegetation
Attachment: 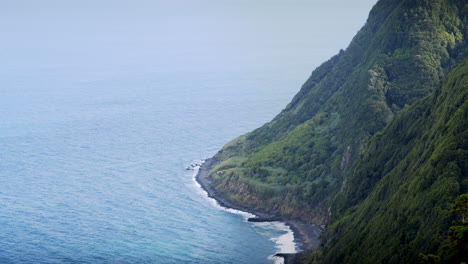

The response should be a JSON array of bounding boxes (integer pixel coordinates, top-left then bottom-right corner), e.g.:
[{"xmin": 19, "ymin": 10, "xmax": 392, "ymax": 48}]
[
  {"xmin": 318, "ymin": 58, "xmax": 468, "ymax": 263},
  {"xmin": 418, "ymin": 194, "xmax": 468, "ymax": 264},
  {"xmin": 205, "ymin": 0, "xmax": 468, "ymax": 262}
]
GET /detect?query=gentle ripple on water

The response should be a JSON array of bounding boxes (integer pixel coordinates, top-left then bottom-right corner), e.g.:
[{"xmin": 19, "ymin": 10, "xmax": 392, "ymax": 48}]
[{"xmin": 0, "ymin": 69, "xmax": 301, "ymax": 263}]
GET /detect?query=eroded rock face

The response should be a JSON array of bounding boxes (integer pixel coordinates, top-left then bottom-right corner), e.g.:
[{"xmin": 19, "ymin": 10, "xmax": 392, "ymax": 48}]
[{"xmin": 340, "ymin": 145, "xmax": 352, "ymax": 170}]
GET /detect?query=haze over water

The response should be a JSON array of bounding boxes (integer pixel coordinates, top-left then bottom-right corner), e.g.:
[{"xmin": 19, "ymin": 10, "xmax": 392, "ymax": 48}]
[{"xmin": 0, "ymin": 1, "xmax": 376, "ymax": 263}]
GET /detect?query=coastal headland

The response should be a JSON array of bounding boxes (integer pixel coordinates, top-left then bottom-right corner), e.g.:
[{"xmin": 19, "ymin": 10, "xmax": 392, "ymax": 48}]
[{"xmin": 195, "ymin": 158, "xmax": 322, "ymax": 263}]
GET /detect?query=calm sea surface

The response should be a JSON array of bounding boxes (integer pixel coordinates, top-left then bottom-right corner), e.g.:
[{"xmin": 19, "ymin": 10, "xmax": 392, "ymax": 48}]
[{"xmin": 0, "ymin": 66, "xmax": 307, "ymax": 263}]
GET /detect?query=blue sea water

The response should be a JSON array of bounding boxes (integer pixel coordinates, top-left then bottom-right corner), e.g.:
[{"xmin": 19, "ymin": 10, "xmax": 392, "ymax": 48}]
[{"xmin": 0, "ymin": 66, "xmax": 307, "ymax": 263}]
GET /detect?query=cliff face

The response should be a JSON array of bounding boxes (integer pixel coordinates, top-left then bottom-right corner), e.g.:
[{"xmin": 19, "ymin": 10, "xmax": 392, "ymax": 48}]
[
  {"xmin": 206, "ymin": 0, "xmax": 467, "ymax": 262},
  {"xmin": 209, "ymin": 0, "xmax": 467, "ymax": 224},
  {"xmin": 319, "ymin": 56, "xmax": 468, "ymax": 264}
]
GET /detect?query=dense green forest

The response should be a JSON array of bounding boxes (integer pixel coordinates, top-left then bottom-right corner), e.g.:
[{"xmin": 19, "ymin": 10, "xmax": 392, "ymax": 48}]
[
  {"xmin": 316, "ymin": 56, "xmax": 468, "ymax": 264},
  {"xmin": 418, "ymin": 194, "xmax": 468, "ymax": 264},
  {"xmin": 205, "ymin": 0, "xmax": 468, "ymax": 263}
]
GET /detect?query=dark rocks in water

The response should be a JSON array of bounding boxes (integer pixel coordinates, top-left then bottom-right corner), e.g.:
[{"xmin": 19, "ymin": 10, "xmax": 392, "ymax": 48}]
[
  {"xmin": 186, "ymin": 161, "xmax": 205, "ymax": 170},
  {"xmin": 191, "ymin": 160, "xmax": 205, "ymax": 168},
  {"xmin": 247, "ymin": 217, "xmax": 281, "ymax": 222}
]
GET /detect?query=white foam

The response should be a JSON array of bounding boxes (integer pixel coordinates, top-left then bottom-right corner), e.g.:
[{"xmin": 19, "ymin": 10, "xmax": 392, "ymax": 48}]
[
  {"xmin": 190, "ymin": 160, "xmax": 297, "ymax": 263},
  {"xmin": 190, "ymin": 163, "xmax": 255, "ymax": 220},
  {"xmin": 265, "ymin": 221, "xmax": 297, "ymax": 253},
  {"xmin": 269, "ymin": 255, "xmax": 285, "ymax": 264}
]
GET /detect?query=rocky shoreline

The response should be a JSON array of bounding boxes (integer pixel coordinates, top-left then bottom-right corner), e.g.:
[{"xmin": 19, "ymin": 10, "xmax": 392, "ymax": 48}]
[{"xmin": 195, "ymin": 158, "xmax": 322, "ymax": 264}]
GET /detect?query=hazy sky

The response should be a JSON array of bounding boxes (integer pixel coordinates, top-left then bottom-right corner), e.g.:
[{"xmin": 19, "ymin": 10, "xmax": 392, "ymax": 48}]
[{"xmin": 1, "ymin": 0, "xmax": 377, "ymax": 77}]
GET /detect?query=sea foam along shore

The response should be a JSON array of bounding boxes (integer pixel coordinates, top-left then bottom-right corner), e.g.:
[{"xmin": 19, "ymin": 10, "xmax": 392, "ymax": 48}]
[
  {"xmin": 193, "ymin": 158, "xmax": 322, "ymax": 264},
  {"xmin": 190, "ymin": 160, "xmax": 294, "ymax": 264}
]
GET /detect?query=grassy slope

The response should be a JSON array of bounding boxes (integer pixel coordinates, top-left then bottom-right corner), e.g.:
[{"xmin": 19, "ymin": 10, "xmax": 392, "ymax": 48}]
[
  {"xmin": 209, "ymin": 0, "xmax": 468, "ymax": 225},
  {"xmin": 317, "ymin": 57, "xmax": 468, "ymax": 264}
]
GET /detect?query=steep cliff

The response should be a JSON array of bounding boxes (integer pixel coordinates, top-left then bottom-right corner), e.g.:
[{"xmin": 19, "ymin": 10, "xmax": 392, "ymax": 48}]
[
  {"xmin": 318, "ymin": 56, "xmax": 468, "ymax": 264},
  {"xmin": 203, "ymin": 0, "xmax": 467, "ymax": 262},
  {"xmin": 208, "ymin": 0, "xmax": 467, "ymax": 225}
]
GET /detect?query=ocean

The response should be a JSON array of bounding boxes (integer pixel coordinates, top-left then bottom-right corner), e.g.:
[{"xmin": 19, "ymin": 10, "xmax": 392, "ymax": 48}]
[
  {"xmin": 0, "ymin": 67, "xmax": 304, "ymax": 263},
  {"xmin": 0, "ymin": 1, "xmax": 375, "ymax": 263}
]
